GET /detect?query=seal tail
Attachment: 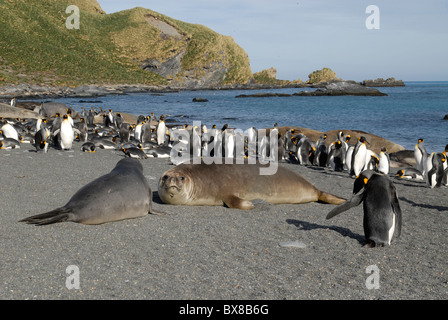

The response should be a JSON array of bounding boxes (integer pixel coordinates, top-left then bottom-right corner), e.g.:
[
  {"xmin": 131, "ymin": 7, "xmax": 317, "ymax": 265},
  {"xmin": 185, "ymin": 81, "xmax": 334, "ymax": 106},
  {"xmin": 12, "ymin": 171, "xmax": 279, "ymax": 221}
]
[
  {"xmin": 19, "ymin": 207, "xmax": 72, "ymax": 225},
  {"xmin": 317, "ymin": 191, "xmax": 347, "ymax": 205}
]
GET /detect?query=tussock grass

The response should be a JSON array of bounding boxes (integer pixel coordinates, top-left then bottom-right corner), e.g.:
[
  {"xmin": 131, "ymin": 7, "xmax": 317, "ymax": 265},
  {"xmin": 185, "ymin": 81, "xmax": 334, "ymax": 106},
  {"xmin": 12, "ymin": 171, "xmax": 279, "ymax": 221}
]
[{"xmin": 0, "ymin": 0, "xmax": 253, "ymax": 87}]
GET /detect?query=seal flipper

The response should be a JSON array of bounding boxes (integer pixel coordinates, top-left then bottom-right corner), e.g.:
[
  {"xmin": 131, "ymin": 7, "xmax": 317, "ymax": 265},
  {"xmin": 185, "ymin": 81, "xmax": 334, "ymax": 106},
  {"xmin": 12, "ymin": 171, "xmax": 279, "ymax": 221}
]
[
  {"xmin": 148, "ymin": 201, "xmax": 166, "ymax": 215},
  {"xmin": 223, "ymin": 195, "xmax": 254, "ymax": 210},
  {"xmin": 19, "ymin": 207, "xmax": 72, "ymax": 225},
  {"xmin": 318, "ymin": 190, "xmax": 347, "ymax": 205},
  {"xmin": 326, "ymin": 191, "xmax": 364, "ymax": 219}
]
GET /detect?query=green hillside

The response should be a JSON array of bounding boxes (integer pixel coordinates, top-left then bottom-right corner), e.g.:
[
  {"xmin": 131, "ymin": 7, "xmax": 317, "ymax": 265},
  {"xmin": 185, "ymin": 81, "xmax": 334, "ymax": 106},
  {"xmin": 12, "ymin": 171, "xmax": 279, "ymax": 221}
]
[{"xmin": 0, "ymin": 0, "xmax": 253, "ymax": 87}]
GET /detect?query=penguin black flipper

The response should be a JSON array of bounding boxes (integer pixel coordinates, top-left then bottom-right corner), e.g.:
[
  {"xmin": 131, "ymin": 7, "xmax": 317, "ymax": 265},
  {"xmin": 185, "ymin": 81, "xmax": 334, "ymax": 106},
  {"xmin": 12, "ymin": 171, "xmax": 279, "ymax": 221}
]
[
  {"xmin": 19, "ymin": 207, "xmax": 72, "ymax": 225},
  {"xmin": 326, "ymin": 191, "xmax": 364, "ymax": 219},
  {"xmin": 443, "ymin": 167, "xmax": 448, "ymax": 186}
]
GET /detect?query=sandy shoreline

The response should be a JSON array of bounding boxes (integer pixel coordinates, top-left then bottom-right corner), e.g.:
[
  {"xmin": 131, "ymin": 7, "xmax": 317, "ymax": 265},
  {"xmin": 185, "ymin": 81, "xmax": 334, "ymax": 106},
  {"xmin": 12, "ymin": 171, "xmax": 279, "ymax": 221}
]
[{"xmin": 0, "ymin": 141, "xmax": 447, "ymax": 300}]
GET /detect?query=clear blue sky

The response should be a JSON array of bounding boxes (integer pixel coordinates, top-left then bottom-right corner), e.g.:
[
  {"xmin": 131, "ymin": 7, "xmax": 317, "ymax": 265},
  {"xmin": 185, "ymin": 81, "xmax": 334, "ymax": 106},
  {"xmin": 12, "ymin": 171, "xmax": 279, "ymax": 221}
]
[{"xmin": 97, "ymin": 0, "xmax": 448, "ymax": 81}]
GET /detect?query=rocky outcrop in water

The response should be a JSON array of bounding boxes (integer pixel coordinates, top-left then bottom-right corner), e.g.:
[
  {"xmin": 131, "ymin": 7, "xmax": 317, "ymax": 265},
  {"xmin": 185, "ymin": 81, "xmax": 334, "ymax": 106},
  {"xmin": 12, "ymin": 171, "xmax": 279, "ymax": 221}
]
[
  {"xmin": 295, "ymin": 81, "xmax": 387, "ymax": 96},
  {"xmin": 362, "ymin": 77, "xmax": 405, "ymax": 87}
]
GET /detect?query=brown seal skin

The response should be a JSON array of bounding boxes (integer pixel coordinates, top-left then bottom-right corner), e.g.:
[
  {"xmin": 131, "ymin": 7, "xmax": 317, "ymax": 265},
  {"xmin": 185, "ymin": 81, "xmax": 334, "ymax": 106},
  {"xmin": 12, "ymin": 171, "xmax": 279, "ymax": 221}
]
[
  {"xmin": 20, "ymin": 158, "xmax": 164, "ymax": 225},
  {"xmin": 158, "ymin": 162, "xmax": 346, "ymax": 210}
]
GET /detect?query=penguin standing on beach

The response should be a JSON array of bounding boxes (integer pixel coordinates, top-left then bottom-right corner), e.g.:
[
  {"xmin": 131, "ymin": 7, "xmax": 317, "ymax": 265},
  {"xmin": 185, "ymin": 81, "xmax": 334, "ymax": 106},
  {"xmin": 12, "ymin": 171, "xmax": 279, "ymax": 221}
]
[
  {"xmin": 119, "ymin": 123, "xmax": 132, "ymax": 143},
  {"xmin": 140, "ymin": 118, "xmax": 153, "ymax": 144},
  {"xmin": 314, "ymin": 134, "xmax": 328, "ymax": 167},
  {"xmin": 157, "ymin": 116, "xmax": 166, "ymax": 145},
  {"xmin": 52, "ymin": 114, "xmax": 80, "ymax": 150},
  {"xmin": 76, "ymin": 118, "xmax": 88, "ymax": 142},
  {"xmin": 296, "ymin": 134, "xmax": 315, "ymax": 166},
  {"xmin": 34, "ymin": 125, "xmax": 50, "ymax": 153},
  {"xmin": 414, "ymin": 138, "xmax": 428, "ymax": 175},
  {"xmin": 326, "ymin": 170, "xmax": 402, "ymax": 247},
  {"xmin": 87, "ymin": 109, "xmax": 95, "ymax": 126},
  {"xmin": 377, "ymin": 147, "xmax": 390, "ymax": 175},
  {"xmin": 350, "ymin": 136, "xmax": 369, "ymax": 177},
  {"xmin": 425, "ymin": 152, "xmax": 446, "ymax": 188},
  {"xmin": 327, "ymin": 140, "xmax": 345, "ymax": 172}
]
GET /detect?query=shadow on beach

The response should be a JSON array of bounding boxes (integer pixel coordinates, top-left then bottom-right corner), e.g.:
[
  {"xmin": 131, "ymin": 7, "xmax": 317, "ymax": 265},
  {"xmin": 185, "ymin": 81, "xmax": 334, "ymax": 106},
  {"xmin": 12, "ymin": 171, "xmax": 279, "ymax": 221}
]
[{"xmin": 286, "ymin": 219, "xmax": 365, "ymax": 244}]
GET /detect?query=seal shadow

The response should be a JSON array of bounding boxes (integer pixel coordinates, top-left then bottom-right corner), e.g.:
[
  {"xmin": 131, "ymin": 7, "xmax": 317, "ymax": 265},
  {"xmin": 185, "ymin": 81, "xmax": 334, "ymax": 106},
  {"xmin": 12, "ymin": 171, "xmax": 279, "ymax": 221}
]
[
  {"xmin": 286, "ymin": 219, "xmax": 365, "ymax": 245},
  {"xmin": 399, "ymin": 196, "xmax": 448, "ymax": 211},
  {"xmin": 152, "ymin": 191, "xmax": 164, "ymax": 205}
]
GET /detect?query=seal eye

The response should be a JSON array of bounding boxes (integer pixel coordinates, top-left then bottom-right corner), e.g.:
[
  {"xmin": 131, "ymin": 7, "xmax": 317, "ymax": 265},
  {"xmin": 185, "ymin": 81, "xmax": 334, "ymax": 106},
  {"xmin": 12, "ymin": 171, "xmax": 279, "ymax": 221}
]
[
  {"xmin": 162, "ymin": 175, "xmax": 169, "ymax": 181},
  {"xmin": 179, "ymin": 176, "xmax": 185, "ymax": 181}
]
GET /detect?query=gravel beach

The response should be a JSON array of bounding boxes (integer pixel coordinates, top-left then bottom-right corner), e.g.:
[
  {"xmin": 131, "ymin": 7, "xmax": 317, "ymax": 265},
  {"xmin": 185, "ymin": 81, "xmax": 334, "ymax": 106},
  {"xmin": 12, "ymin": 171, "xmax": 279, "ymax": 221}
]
[{"xmin": 0, "ymin": 141, "xmax": 447, "ymax": 301}]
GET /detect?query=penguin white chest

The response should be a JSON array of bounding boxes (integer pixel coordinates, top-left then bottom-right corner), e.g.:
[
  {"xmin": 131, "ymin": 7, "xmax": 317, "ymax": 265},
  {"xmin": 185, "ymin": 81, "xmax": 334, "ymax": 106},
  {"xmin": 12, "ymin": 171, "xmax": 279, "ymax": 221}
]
[
  {"xmin": 378, "ymin": 153, "xmax": 389, "ymax": 174},
  {"xmin": 157, "ymin": 122, "xmax": 166, "ymax": 145},
  {"xmin": 1, "ymin": 124, "xmax": 19, "ymax": 141},
  {"xmin": 60, "ymin": 121, "xmax": 75, "ymax": 149},
  {"xmin": 353, "ymin": 144, "xmax": 367, "ymax": 175},
  {"xmin": 388, "ymin": 213, "xmax": 396, "ymax": 245}
]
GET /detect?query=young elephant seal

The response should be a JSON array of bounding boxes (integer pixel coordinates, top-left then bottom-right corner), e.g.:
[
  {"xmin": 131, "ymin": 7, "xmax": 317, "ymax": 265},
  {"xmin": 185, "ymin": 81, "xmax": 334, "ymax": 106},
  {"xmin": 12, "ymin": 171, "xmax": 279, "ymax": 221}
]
[
  {"xmin": 158, "ymin": 163, "xmax": 346, "ymax": 210},
  {"xmin": 20, "ymin": 158, "xmax": 164, "ymax": 225}
]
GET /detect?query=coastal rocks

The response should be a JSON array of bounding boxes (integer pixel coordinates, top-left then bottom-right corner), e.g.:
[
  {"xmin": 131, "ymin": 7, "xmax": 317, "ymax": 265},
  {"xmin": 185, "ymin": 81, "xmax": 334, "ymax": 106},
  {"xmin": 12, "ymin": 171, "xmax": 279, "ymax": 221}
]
[
  {"xmin": 295, "ymin": 81, "xmax": 387, "ymax": 96},
  {"xmin": 236, "ymin": 92, "xmax": 292, "ymax": 98},
  {"xmin": 0, "ymin": 84, "xmax": 165, "ymax": 99},
  {"xmin": 324, "ymin": 129, "xmax": 405, "ymax": 154},
  {"xmin": 443, "ymin": 114, "xmax": 448, "ymax": 120},
  {"xmin": 0, "ymin": 103, "xmax": 41, "ymax": 119},
  {"xmin": 363, "ymin": 77, "xmax": 405, "ymax": 87},
  {"xmin": 141, "ymin": 52, "xmax": 184, "ymax": 79},
  {"xmin": 192, "ymin": 97, "xmax": 208, "ymax": 102}
]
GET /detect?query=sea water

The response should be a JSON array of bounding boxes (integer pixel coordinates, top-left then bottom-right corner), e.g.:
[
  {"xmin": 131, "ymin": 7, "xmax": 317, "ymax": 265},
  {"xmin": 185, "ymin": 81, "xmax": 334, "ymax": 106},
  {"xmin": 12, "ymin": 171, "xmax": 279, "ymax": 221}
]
[{"xmin": 55, "ymin": 81, "xmax": 448, "ymax": 153}]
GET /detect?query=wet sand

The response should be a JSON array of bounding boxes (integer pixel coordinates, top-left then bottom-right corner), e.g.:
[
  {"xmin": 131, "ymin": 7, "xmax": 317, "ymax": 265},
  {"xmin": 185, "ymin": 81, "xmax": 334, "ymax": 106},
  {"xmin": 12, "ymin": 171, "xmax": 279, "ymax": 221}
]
[{"xmin": 0, "ymin": 141, "xmax": 447, "ymax": 300}]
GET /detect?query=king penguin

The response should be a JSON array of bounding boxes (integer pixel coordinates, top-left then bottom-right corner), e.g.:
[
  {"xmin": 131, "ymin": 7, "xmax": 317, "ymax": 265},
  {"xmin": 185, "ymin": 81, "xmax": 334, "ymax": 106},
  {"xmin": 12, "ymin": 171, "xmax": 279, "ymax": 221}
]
[
  {"xmin": 350, "ymin": 136, "xmax": 369, "ymax": 177},
  {"xmin": 327, "ymin": 140, "xmax": 345, "ymax": 172},
  {"xmin": 377, "ymin": 147, "xmax": 390, "ymax": 175},
  {"xmin": 0, "ymin": 121, "xmax": 19, "ymax": 141},
  {"xmin": 157, "ymin": 116, "xmax": 166, "ymax": 145},
  {"xmin": 326, "ymin": 170, "xmax": 402, "ymax": 247},
  {"xmin": 52, "ymin": 114, "xmax": 80, "ymax": 150},
  {"xmin": 314, "ymin": 134, "xmax": 328, "ymax": 167},
  {"xmin": 426, "ymin": 152, "xmax": 446, "ymax": 188},
  {"xmin": 34, "ymin": 125, "xmax": 50, "ymax": 153},
  {"xmin": 134, "ymin": 121, "xmax": 144, "ymax": 142},
  {"xmin": 414, "ymin": 138, "xmax": 428, "ymax": 175}
]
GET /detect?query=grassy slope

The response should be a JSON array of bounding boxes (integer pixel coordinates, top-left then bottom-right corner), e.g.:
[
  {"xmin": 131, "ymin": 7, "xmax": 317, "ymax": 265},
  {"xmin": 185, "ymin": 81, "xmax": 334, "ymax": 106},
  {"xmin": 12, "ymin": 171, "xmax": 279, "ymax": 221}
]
[{"xmin": 0, "ymin": 0, "xmax": 253, "ymax": 87}]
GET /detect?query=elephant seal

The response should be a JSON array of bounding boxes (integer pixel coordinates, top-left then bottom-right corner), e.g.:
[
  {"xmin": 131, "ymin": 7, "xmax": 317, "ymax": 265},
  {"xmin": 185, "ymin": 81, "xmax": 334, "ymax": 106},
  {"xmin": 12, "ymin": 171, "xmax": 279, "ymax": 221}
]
[
  {"xmin": 158, "ymin": 163, "xmax": 346, "ymax": 210},
  {"xmin": 20, "ymin": 158, "xmax": 164, "ymax": 225}
]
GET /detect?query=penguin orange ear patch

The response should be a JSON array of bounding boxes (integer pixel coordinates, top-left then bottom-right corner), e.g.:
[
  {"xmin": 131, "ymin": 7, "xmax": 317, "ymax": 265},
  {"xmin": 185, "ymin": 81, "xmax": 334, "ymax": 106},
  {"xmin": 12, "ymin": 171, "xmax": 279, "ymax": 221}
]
[{"xmin": 363, "ymin": 178, "xmax": 369, "ymax": 185}]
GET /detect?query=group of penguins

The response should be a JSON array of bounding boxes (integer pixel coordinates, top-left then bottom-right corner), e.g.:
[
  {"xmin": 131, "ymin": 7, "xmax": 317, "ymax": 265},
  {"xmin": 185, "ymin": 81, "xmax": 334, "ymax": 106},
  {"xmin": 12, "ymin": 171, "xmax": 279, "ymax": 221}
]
[
  {"xmin": 285, "ymin": 129, "xmax": 448, "ymax": 189},
  {"xmin": 1, "ymin": 105, "xmax": 447, "ymax": 189}
]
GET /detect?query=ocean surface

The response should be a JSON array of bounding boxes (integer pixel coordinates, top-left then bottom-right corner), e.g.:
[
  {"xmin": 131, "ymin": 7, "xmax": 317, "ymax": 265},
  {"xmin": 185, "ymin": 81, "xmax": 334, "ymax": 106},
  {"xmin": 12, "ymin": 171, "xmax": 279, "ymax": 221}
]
[{"xmin": 55, "ymin": 81, "xmax": 448, "ymax": 153}]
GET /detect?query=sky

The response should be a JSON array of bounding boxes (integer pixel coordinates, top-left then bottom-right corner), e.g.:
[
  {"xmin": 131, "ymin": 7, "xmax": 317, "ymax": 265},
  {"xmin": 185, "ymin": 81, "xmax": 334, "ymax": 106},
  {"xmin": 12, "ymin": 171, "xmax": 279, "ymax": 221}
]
[{"xmin": 97, "ymin": 0, "xmax": 448, "ymax": 81}]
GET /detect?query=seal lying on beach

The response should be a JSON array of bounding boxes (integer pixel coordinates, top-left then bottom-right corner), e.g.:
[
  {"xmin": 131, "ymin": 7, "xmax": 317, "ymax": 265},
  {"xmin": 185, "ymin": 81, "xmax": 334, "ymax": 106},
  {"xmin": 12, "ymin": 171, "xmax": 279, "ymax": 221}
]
[
  {"xmin": 158, "ymin": 163, "xmax": 346, "ymax": 210},
  {"xmin": 20, "ymin": 158, "xmax": 164, "ymax": 225}
]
